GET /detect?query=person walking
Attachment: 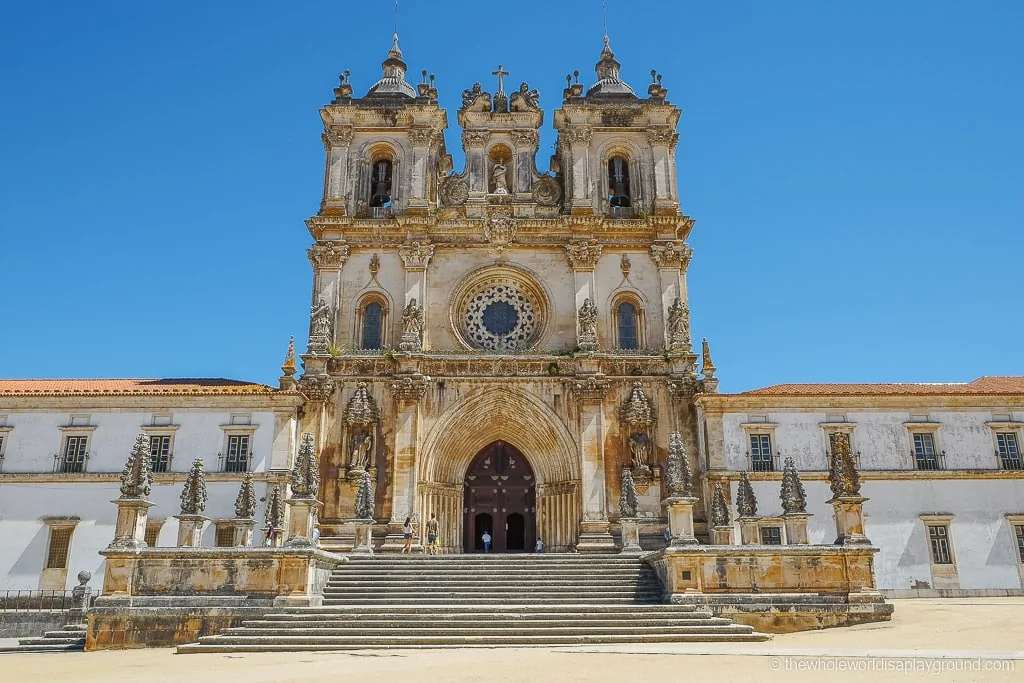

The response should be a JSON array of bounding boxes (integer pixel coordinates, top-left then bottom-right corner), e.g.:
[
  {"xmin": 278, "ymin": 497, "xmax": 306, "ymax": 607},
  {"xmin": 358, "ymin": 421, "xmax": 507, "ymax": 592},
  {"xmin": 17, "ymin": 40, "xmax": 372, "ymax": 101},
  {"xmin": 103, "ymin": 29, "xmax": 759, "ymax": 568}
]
[
  {"xmin": 402, "ymin": 517, "xmax": 414, "ymax": 554},
  {"xmin": 482, "ymin": 530, "xmax": 492, "ymax": 553},
  {"xmin": 426, "ymin": 513, "xmax": 440, "ymax": 555}
]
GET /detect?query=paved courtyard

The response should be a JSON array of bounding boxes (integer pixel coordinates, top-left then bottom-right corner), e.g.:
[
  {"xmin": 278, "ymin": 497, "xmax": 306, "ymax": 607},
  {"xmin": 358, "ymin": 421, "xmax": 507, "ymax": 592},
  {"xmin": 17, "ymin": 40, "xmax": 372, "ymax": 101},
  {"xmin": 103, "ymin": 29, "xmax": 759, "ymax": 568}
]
[{"xmin": 2, "ymin": 599, "xmax": 1022, "ymax": 682}]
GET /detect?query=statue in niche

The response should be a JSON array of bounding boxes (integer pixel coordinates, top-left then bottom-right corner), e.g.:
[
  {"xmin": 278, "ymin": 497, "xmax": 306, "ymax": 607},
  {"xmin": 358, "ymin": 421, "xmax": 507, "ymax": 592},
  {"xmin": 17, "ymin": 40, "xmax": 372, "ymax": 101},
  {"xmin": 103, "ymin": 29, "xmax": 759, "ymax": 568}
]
[
  {"xmin": 344, "ymin": 382, "xmax": 379, "ymax": 471},
  {"xmin": 491, "ymin": 162, "xmax": 509, "ymax": 194},
  {"xmin": 399, "ymin": 298, "xmax": 424, "ymax": 351},
  {"xmin": 349, "ymin": 430, "xmax": 374, "ymax": 470},
  {"xmin": 577, "ymin": 298, "xmax": 599, "ymax": 351},
  {"xmin": 309, "ymin": 299, "xmax": 333, "ymax": 350},
  {"xmin": 628, "ymin": 431, "xmax": 652, "ymax": 469},
  {"xmin": 666, "ymin": 297, "xmax": 691, "ymax": 351}
]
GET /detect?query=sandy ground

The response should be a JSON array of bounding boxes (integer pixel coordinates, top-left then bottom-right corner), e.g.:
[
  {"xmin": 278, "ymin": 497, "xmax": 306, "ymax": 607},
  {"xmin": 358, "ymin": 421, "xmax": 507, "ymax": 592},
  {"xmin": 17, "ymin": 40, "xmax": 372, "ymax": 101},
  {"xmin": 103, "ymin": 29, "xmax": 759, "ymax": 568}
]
[{"xmin": 2, "ymin": 599, "xmax": 1022, "ymax": 682}]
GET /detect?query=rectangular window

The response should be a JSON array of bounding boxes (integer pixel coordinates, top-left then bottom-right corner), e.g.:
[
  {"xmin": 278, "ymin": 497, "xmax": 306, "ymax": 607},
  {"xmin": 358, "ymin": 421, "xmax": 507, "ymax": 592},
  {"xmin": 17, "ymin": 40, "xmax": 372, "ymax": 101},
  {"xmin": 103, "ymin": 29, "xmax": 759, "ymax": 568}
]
[
  {"xmin": 749, "ymin": 434, "xmax": 774, "ymax": 472},
  {"xmin": 60, "ymin": 436, "xmax": 89, "ymax": 473},
  {"xmin": 46, "ymin": 527, "xmax": 73, "ymax": 569},
  {"xmin": 144, "ymin": 523, "xmax": 161, "ymax": 547},
  {"xmin": 928, "ymin": 524, "xmax": 953, "ymax": 565},
  {"xmin": 224, "ymin": 435, "xmax": 250, "ymax": 472},
  {"xmin": 913, "ymin": 433, "xmax": 940, "ymax": 470},
  {"xmin": 1015, "ymin": 525, "xmax": 1024, "ymax": 565},
  {"xmin": 997, "ymin": 433, "xmax": 1022, "ymax": 470},
  {"xmin": 760, "ymin": 527, "xmax": 782, "ymax": 545},
  {"xmin": 215, "ymin": 525, "xmax": 235, "ymax": 548},
  {"xmin": 149, "ymin": 435, "xmax": 172, "ymax": 473}
]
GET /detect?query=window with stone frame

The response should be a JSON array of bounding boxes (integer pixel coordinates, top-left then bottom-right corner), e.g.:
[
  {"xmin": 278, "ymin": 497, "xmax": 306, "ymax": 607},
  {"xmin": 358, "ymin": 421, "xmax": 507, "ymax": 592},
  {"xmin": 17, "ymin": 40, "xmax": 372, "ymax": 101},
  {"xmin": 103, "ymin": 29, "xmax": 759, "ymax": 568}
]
[
  {"xmin": 759, "ymin": 526, "xmax": 783, "ymax": 545},
  {"xmin": 749, "ymin": 433, "xmax": 774, "ymax": 472},
  {"xmin": 46, "ymin": 526, "xmax": 74, "ymax": 569},
  {"xmin": 912, "ymin": 432, "xmax": 941, "ymax": 470},
  {"xmin": 927, "ymin": 524, "xmax": 953, "ymax": 565},
  {"xmin": 59, "ymin": 435, "xmax": 89, "ymax": 473},
  {"xmin": 615, "ymin": 301, "xmax": 639, "ymax": 350},
  {"xmin": 149, "ymin": 435, "xmax": 172, "ymax": 473},
  {"xmin": 223, "ymin": 435, "xmax": 250, "ymax": 473},
  {"xmin": 360, "ymin": 301, "xmax": 385, "ymax": 349},
  {"xmin": 215, "ymin": 525, "xmax": 235, "ymax": 548},
  {"xmin": 1014, "ymin": 525, "xmax": 1024, "ymax": 565},
  {"xmin": 996, "ymin": 432, "xmax": 1022, "ymax": 470}
]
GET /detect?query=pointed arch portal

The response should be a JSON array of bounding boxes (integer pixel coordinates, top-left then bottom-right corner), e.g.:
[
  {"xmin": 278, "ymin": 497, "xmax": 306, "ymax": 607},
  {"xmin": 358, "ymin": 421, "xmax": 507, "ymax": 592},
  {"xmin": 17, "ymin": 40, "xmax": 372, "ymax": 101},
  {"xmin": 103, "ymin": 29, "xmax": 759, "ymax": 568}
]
[{"xmin": 463, "ymin": 441, "xmax": 535, "ymax": 553}]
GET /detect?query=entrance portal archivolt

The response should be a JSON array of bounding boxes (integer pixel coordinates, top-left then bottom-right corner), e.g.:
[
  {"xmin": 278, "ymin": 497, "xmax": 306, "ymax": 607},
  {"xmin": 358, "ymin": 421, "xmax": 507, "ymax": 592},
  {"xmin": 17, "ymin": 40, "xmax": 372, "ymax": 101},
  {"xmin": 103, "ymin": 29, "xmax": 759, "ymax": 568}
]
[{"xmin": 417, "ymin": 388, "xmax": 581, "ymax": 553}]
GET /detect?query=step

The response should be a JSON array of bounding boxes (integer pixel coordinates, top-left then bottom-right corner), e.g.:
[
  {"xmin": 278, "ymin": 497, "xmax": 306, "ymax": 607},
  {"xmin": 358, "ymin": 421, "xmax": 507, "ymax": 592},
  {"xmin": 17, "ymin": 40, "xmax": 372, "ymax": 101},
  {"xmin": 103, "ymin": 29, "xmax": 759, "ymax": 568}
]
[
  {"xmin": 266, "ymin": 604, "xmax": 701, "ymax": 616},
  {"xmin": 236, "ymin": 616, "xmax": 722, "ymax": 630},
  {"xmin": 220, "ymin": 619, "xmax": 738, "ymax": 635},
  {"xmin": 0, "ymin": 643, "xmax": 84, "ymax": 654},
  {"xmin": 16, "ymin": 637, "xmax": 85, "ymax": 647}
]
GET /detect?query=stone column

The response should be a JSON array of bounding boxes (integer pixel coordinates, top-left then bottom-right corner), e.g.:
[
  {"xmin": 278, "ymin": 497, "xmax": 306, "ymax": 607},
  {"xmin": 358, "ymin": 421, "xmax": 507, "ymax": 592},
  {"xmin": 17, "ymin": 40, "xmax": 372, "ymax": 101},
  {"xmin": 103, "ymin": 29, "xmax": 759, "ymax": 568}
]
[
  {"xmin": 352, "ymin": 520, "xmax": 374, "ymax": 556},
  {"xmin": 710, "ymin": 525, "xmax": 734, "ymax": 545},
  {"xmin": 663, "ymin": 496, "xmax": 700, "ymax": 546},
  {"xmin": 571, "ymin": 376, "xmax": 616, "ymax": 552},
  {"xmin": 565, "ymin": 126, "xmax": 592, "ymax": 214},
  {"xmin": 646, "ymin": 126, "xmax": 680, "ymax": 214},
  {"xmin": 738, "ymin": 516, "xmax": 760, "ymax": 545},
  {"xmin": 565, "ymin": 241, "xmax": 603, "ymax": 352},
  {"xmin": 619, "ymin": 518, "xmax": 642, "ymax": 555},
  {"xmin": 108, "ymin": 499, "xmax": 154, "ymax": 550},
  {"xmin": 321, "ymin": 125, "xmax": 354, "ymax": 214},
  {"xmin": 783, "ymin": 512, "xmax": 811, "ymax": 545},
  {"xmin": 307, "ymin": 241, "xmax": 349, "ymax": 350},
  {"xmin": 382, "ymin": 375, "xmax": 429, "ymax": 552},
  {"xmin": 283, "ymin": 497, "xmax": 321, "ymax": 547},
  {"xmin": 650, "ymin": 241, "xmax": 694, "ymax": 371},
  {"xmin": 398, "ymin": 242, "xmax": 434, "ymax": 349},
  {"xmin": 175, "ymin": 514, "xmax": 207, "ymax": 547},
  {"xmin": 829, "ymin": 495, "xmax": 871, "ymax": 545}
]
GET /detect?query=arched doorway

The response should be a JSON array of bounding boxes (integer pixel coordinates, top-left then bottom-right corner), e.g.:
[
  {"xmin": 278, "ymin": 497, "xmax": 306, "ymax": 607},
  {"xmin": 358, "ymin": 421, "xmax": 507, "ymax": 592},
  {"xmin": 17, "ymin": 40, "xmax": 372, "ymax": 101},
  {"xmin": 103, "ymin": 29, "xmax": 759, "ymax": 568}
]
[{"xmin": 463, "ymin": 441, "xmax": 535, "ymax": 553}]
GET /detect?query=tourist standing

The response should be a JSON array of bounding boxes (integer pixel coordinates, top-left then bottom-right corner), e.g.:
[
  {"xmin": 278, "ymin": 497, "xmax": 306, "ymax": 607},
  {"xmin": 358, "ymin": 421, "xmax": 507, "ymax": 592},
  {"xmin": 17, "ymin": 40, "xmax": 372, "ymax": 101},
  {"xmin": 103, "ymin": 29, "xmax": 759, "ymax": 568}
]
[
  {"xmin": 482, "ymin": 530, "xmax": 492, "ymax": 553},
  {"xmin": 535, "ymin": 537, "xmax": 544, "ymax": 553},
  {"xmin": 263, "ymin": 521, "xmax": 275, "ymax": 547},
  {"xmin": 402, "ymin": 517, "xmax": 414, "ymax": 554},
  {"xmin": 426, "ymin": 513, "xmax": 440, "ymax": 555}
]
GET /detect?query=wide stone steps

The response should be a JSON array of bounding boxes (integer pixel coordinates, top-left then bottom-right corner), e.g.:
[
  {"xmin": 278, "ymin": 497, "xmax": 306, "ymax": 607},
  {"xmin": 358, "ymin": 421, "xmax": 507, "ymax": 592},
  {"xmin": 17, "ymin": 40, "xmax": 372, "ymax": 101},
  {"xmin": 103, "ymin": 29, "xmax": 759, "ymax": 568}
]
[
  {"xmin": 177, "ymin": 554, "xmax": 770, "ymax": 652},
  {"xmin": 0, "ymin": 623, "xmax": 86, "ymax": 654}
]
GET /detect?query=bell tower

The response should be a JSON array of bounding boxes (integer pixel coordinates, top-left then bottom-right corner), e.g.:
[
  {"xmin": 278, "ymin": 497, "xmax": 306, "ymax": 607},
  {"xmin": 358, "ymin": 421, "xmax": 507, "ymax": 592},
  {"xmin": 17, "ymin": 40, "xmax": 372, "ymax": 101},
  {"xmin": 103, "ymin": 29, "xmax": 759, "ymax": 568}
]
[{"xmin": 554, "ymin": 37, "xmax": 680, "ymax": 218}]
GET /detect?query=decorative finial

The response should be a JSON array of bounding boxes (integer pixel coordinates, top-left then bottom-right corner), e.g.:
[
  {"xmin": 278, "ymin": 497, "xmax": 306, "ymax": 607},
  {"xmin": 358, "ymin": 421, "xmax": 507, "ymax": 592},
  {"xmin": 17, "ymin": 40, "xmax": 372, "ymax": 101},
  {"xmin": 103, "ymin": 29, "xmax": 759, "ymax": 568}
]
[
  {"xmin": 701, "ymin": 338, "xmax": 717, "ymax": 378},
  {"xmin": 736, "ymin": 471, "xmax": 757, "ymax": 517},
  {"xmin": 290, "ymin": 433, "xmax": 321, "ymax": 498},
  {"xmin": 180, "ymin": 458, "xmax": 208, "ymax": 515},
  {"xmin": 828, "ymin": 432, "xmax": 861, "ymax": 497},
  {"xmin": 710, "ymin": 482, "xmax": 731, "ymax": 527},
  {"xmin": 780, "ymin": 457, "xmax": 808, "ymax": 514},
  {"xmin": 390, "ymin": 32, "xmax": 402, "ymax": 59},
  {"xmin": 234, "ymin": 473, "xmax": 257, "ymax": 519},
  {"xmin": 354, "ymin": 470, "xmax": 375, "ymax": 520},
  {"xmin": 281, "ymin": 336, "xmax": 297, "ymax": 377},
  {"xmin": 265, "ymin": 484, "xmax": 284, "ymax": 526},
  {"xmin": 666, "ymin": 431, "xmax": 693, "ymax": 497},
  {"xmin": 619, "ymin": 467, "xmax": 639, "ymax": 518},
  {"xmin": 119, "ymin": 434, "xmax": 154, "ymax": 499}
]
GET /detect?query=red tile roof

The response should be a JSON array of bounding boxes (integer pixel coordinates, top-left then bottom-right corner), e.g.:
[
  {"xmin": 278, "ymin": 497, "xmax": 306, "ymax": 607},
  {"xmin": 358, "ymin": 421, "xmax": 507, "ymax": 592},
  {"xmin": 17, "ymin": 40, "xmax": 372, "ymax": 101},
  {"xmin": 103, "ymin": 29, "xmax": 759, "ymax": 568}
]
[
  {"xmin": 0, "ymin": 379, "xmax": 276, "ymax": 397},
  {"xmin": 739, "ymin": 376, "xmax": 1024, "ymax": 397}
]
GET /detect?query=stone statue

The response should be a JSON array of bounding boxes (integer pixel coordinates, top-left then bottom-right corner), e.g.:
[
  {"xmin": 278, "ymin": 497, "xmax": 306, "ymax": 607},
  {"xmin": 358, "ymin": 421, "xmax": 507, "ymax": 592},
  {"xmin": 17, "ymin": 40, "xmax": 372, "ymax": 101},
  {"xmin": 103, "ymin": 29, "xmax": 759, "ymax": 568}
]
[
  {"xmin": 491, "ymin": 162, "xmax": 509, "ymax": 194},
  {"xmin": 628, "ymin": 432, "xmax": 652, "ymax": 469},
  {"xmin": 354, "ymin": 470, "xmax": 375, "ymax": 520},
  {"xmin": 828, "ymin": 432, "xmax": 861, "ymax": 498},
  {"xmin": 344, "ymin": 382, "xmax": 379, "ymax": 469},
  {"xmin": 399, "ymin": 298, "xmax": 424, "ymax": 351},
  {"xmin": 509, "ymin": 81, "xmax": 540, "ymax": 111},
  {"xmin": 666, "ymin": 297, "xmax": 691, "ymax": 351},
  {"xmin": 234, "ymin": 473, "xmax": 257, "ymax": 519},
  {"xmin": 619, "ymin": 468, "xmax": 639, "ymax": 519},
  {"xmin": 736, "ymin": 471, "xmax": 758, "ymax": 517},
  {"xmin": 710, "ymin": 482, "xmax": 731, "ymax": 527},
  {"xmin": 180, "ymin": 458, "xmax": 208, "ymax": 515},
  {"xmin": 309, "ymin": 298, "xmax": 333, "ymax": 352},
  {"xmin": 291, "ymin": 433, "xmax": 320, "ymax": 498},
  {"xmin": 577, "ymin": 298, "xmax": 598, "ymax": 351},
  {"xmin": 666, "ymin": 431, "xmax": 693, "ymax": 497},
  {"xmin": 780, "ymin": 457, "xmax": 808, "ymax": 514},
  {"xmin": 349, "ymin": 431, "xmax": 374, "ymax": 469},
  {"xmin": 119, "ymin": 434, "xmax": 153, "ymax": 500},
  {"xmin": 461, "ymin": 82, "xmax": 491, "ymax": 111}
]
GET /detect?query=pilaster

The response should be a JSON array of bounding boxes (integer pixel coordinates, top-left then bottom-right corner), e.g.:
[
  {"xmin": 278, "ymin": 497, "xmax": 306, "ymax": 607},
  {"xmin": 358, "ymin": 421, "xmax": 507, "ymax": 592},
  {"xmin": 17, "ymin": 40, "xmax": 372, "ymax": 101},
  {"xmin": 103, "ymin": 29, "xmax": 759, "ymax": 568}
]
[
  {"xmin": 398, "ymin": 241, "xmax": 434, "ymax": 349},
  {"xmin": 569, "ymin": 375, "xmax": 616, "ymax": 552},
  {"xmin": 383, "ymin": 374, "xmax": 430, "ymax": 551}
]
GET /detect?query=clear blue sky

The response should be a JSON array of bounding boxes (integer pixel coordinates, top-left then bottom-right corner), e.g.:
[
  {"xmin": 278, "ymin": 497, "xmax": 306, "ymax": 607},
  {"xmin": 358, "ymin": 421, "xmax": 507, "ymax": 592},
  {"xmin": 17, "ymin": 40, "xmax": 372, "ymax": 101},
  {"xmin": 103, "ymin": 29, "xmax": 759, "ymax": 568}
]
[{"xmin": 1, "ymin": 1, "xmax": 1021, "ymax": 392}]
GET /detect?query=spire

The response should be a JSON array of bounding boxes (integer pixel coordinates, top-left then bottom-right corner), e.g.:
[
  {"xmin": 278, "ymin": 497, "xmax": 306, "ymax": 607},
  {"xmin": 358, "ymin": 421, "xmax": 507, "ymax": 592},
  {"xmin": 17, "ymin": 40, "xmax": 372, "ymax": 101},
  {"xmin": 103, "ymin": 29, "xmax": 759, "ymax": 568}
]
[
  {"xmin": 234, "ymin": 473, "xmax": 257, "ymax": 519},
  {"xmin": 586, "ymin": 35, "xmax": 636, "ymax": 98},
  {"xmin": 619, "ymin": 467, "xmax": 639, "ymax": 518},
  {"xmin": 366, "ymin": 33, "xmax": 416, "ymax": 98},
  {"xmin": 354, "ymin": 470, "xmax": 375, "ymax": 520},
  {"xmin": 180, "ymin": 458, "xmax": 208, "ymax": 515},
  {"xmin": 736, "ymin": 471, "xmax": 758, "ymax": 517},
  {"xmin": 710, "ymin": 482, "xmax": 731, "ymax": 527},
  {"xmin": 281, "ymin": 336, "xmax": 296, "ymax": 377},
  {"xmin": 290, "ymin": 433, "xmax": 321, "ymax": 498},
  {"xmin": 666, "ymin": 431, "xmax": 693, "ymax": 497},
  {"xmin": 701, "ymin": 338, "xmax": 717, "ymax": 378},
  {"xmin": 780, "ymin": 457, "xmax": 808, "ymax": 514},
  {"xmin": 119, "ymin": 434, "xmax": 154, "ymax": 500}
]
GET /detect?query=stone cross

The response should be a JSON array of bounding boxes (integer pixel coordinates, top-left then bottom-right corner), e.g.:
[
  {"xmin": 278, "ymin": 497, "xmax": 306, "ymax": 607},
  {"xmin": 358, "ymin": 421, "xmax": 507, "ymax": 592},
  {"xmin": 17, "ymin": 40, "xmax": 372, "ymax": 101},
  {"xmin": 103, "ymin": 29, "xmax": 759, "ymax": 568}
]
[{"xmin": 491, "ymin": 64, "xmax": 509, "ymax": 94}]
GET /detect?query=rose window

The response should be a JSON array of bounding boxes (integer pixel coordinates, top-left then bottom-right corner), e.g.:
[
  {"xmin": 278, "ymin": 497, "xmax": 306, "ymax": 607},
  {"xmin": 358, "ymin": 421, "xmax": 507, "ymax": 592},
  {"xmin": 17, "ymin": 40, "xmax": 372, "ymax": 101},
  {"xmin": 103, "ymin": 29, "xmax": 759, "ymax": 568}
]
[{"xmin": 465, "ymin": 283, "xmax": 537, "ymax": 351}]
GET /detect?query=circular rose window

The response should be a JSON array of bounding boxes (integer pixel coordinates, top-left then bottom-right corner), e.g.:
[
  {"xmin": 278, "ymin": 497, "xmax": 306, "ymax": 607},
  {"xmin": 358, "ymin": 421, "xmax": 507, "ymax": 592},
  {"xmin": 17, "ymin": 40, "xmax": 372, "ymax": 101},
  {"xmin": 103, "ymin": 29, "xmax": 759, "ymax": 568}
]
[{"xmin": 450, "ymin": 267, "xmax": 548, "ymax": 351}]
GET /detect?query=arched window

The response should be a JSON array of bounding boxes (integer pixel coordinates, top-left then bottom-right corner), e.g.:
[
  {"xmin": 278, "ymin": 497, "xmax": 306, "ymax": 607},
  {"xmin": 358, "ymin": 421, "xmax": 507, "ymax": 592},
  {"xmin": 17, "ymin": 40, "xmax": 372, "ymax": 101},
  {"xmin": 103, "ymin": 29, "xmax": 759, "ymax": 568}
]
[
  {"xmin": 616, "ymin": 301, "xmax": 639, "ymax": 350},
  {"xmin": 369, "ymin": 159, "xmax": 393, "ymax": 208},
  {"xmin": 608, "ymin": 156, "xmax": 631, "ymax": 208},
  {"xmin": 360, "ymin": 301, "xmax": 384, "ymax": 349}
]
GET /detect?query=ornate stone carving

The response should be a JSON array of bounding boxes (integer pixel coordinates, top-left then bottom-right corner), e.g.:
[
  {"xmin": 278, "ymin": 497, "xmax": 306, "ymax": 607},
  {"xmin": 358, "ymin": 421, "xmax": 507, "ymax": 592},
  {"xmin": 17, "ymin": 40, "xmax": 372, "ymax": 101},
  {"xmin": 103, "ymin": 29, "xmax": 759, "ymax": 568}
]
[
  {"xmin": 291, "ymin": 433, "xmax": 320, "ymax": 498},
  {"xmin": 234, "ymin": 473, "xmax": 257, "ymax": 519},
  {"xmin": 323, "ymin": 125, "xmax": 354, "ymax": 147},
  {"xmin": 511, "ymin": 130, "xmax": 539, "ymax": 148},
  {"xmin": 399, "ymin": 298, "xmax": 424, "ymax": 351},
  {"xmin": 344, "ymin": 382, "xmax": 379, "ymax": 470},
  {"xmin": 646, "ymin": 126, "xmax": 678, "ymax": 147},
  {"xmin": 118, "ymin": 434, "xmax": 154, "ymax": 500},
  {"xmin": 780, "ymin": 457, "xmax": 808, "ymax": 514},
  {"xmin": 509, "ymin": 81, "xmax": 540, "ymax": 111},
  {"xmin": 710, "ymin": 482, "xmax": 731, "ymax": 527},
  {"xmin": 407, "ymin": 128, "xmax": 434, "ymax": 146},
  {"xmin": 619, "ymin": 467, "xmax": 639, "ymax": 519},
  {"xmin": 649, "ymin": 241, "xmax": 693, "ymax": 270},
  {"xmin": 180, "ymin": 458, "xmax": 208, "ymax": 515},
  {"xmin": 490, "ymin": 162, "xmax": 510, "ymax": 195},
  {"xmin": 308, "ymin": 298, "xmax": 333, "ymax": 353},
  {"xmin": 531, "ymin": 176, "xmax": 561, "ymax": 206},
  {"xmin": 736, "ymin": 471, "xmax": 757, "ymax": 517},
  {"xmin": 621, "ymin": 381, "xmax": 654, "ymax": 469},
  {"xmin": 565, "ymin": 240, "xmax": 603, "ymax": 270},
  {"xmin": 460, "ymin": 82, "xmax": 491, "ymax": 111},
  {"xmin": 307, "ymin": 241, "xmax": 350, "ymax": 270},
  {"xmin": 828, "ymin": 432, "xmax": 861, "ymax": 498},
  {"xmin": 299, "ymin": 374, "xmax": 335, "ymax": 403},
  {"xmin": 666, "ymin": 297, "xmax": 691, "ymax": 352},
  {"xmin": 484, "ymin": 216, "xmax": 517, "ymax": 250},
  {"xmin": 666, "ymin": 431, "xmax": 693, "ymax": 497},
  {"xmin": 567, "ymin": 126, "xmax": 592, "ymax": 144},
  {"xmin": 280, "ymin": 336, "xmax": 297, "ymax": 377},
  {"xmin": 620, "ymin": 254, "xmax": 632, "ymax": 278},
  {"xmin": 464, "ymin": 282, "xmax": 538, "ymax": 351},
  {"xmin": 391, "ymin": 375, "xmax": 430, "ymax": 402},
  {"xmin": 398, "ymin": 241, "xmax": 435, "ymax": 270},
  {"xmin": 439, "ymin": 175, "xmax": 469, "ymax": 206},
  {"xmin": 567, "ymin": 375, "xmax": 610, "ymax": 401},
  {"xmin": 354, "ymin": 470, "xmax": 375, "ymax": 520},
  {"xmin": 577, "ymin": 297, "xmax": 599, "ymax": 352},
  {"xmin": 462, "ymin": 129, "xmax": 491, "ymax": 148},
  {"xmin": 265, "ymin": 484, "xmax": 285, "ymax": 527},
  {"xmin": 701, "ymin": 338, "xmax": 717, "ymax": 379},
  {"xmin": 369, "ymin": 253, "xmax": 381, "ymax": 276}
]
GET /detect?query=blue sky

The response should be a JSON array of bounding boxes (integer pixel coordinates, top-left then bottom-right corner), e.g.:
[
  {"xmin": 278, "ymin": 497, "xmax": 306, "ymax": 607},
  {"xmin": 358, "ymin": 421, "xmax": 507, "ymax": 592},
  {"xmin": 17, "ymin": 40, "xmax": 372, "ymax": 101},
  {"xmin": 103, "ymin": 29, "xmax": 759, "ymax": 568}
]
[{"xmin": 0, "ymin": 1, "xmax": 1021, "ymax": 392}]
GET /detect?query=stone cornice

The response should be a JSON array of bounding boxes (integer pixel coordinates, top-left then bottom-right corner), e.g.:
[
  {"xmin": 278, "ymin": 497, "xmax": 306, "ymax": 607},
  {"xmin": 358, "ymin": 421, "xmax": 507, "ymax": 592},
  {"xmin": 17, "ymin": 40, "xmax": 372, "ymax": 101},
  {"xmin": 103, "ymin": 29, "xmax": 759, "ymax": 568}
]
[
  {"xmin": 696, "ymin": 394, "xmax": 1024, "ymax": 413},
  {"xmin": 704, "ymin": 468, "xmax": 1024, "ymax": 482},
  {"xmin": 0, "ymin": 394, "xmax": 303, "ymax": 411},
  {"xmin": 0, "ymin": 471, "xmax": 289, "ymax": 485}
]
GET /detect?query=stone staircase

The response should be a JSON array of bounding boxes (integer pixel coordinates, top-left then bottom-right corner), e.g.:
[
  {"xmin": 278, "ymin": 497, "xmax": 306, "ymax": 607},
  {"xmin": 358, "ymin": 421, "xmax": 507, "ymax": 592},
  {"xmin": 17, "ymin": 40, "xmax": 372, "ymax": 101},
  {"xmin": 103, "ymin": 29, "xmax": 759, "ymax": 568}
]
[
  {"xmin": 0, "ymin": 623, "xmax": 87, "ymax": 653},
  {"xmin": 178, "ymin": 554, "xmax": 769, "ymax": 652}
]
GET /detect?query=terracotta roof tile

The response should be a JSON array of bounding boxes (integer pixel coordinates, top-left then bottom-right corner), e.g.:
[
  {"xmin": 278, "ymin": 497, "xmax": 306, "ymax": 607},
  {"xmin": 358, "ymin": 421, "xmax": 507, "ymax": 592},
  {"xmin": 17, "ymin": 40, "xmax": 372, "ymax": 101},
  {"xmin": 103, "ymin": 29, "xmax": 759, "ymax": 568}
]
[
  {"xmin": 738, "ymin": 376, "xmax": 1024, "ymax": 397},
  {"xmin": 0, "ymin": 378, "xmax": 276, "ymax": 397}
]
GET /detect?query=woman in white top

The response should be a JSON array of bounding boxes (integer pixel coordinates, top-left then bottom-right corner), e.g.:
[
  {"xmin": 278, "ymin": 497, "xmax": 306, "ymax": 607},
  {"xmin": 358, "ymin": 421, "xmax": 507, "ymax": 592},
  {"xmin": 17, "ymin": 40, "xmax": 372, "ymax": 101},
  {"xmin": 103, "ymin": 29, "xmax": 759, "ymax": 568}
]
[{"xmin": 402, "ymin": 517, "xmax": 414, "ymax": 554}]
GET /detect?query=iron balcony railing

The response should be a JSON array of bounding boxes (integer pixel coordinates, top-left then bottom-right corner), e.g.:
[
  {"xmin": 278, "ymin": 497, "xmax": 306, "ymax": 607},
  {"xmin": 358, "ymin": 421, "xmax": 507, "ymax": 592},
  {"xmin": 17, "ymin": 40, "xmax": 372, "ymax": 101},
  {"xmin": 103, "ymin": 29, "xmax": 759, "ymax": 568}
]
[
  {"xmin": 913, "ymin": 450, "xmax": 945, "ymax": 471},
  {"xmin": 998, "ymin": 450, "xmax": 1024, "ymax": 471},
  {"xmin": 746, "ymin": 450, "xmax": 779, "ymax": 473},
  {"xmin": 370, "ymin": 206, "xmax": 392, "ymax": 219},
  {"xmin": 218, "ymin": 451, "xmax": 253, "ymax": 473},
  {"xmin": 150, "ymin": 451, "xmax": 174, "ymax": 473},
  {"xmin": 1, "ymin": 590, "xmax": 73, "ymax": 612},
  {"xmin": 52, "ymin": 451, "xmax": 90, "ymax": 473}
]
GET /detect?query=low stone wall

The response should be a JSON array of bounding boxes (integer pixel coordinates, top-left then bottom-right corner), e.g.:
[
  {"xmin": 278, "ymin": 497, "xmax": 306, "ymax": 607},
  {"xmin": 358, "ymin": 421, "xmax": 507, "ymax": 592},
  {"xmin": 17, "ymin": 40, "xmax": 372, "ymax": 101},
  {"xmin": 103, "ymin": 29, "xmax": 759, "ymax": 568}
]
[
  {"xmin": 644, "ymin": 545, "xmax": 893, "ymax": 633},
  {"xmin": 87, "ymin": 547, "xmax": 345, "ymax": 650},
  {"xmin": 0, "ymin": 611, "xmax": 67, "ymax": 638}
]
